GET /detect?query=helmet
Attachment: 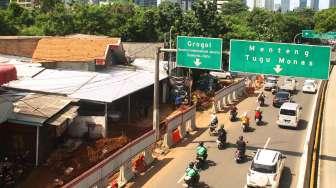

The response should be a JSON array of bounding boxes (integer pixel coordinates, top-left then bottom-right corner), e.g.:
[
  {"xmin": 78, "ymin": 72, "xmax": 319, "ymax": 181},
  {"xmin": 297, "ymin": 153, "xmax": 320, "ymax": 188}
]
[
  {"xmin": 189, "ymin": 162, "xmax": 194, "ymax": 168},
  {"xmin": 220, "ymin": 124, "xmax": 224, "ymax": 129},
  {"xmin": 239, "ymin": 136, "xmax": 244, "ymax": 141},
  {"xmin": 199, "ymin": 142, "xmax": 204, "ymax": 147},
  {"xmin": 243, "ymin": 112, "xmax": 248, "ymax": 117}
]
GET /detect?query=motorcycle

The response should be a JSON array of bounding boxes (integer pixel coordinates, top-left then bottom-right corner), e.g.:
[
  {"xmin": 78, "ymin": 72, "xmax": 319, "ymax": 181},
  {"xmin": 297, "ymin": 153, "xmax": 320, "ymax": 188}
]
[
  {"xmin": 184, "ymin": 174, "xmax": 200, "ymax": 187},
  {"xmin": 229, "ymin": 111, "xmax": 238, "ymax": 122},
  {"xmin": 216, "ymin": 138, "xmax": 226, "ymax": 149},
  {"xmin": 242, "ymin": 123, "xmax": 249, "ymax": 132},
  {"xmin": 234, "ymin": 149, "xmax": 245, "ymax": 163},
  {"xmin": 258, "ymin": 97, "xmax": 265, "ymax": 106},
  {"xmin": 255, "ymin": 117, "xmax": 262, "ymax": 126},
  {"xmin": 195, "ymin": 154, "xmax": 206, "ymax": 169},
  {"xmin": 209, "ymin": 123, "xmax": 217, "ymax": 136}
]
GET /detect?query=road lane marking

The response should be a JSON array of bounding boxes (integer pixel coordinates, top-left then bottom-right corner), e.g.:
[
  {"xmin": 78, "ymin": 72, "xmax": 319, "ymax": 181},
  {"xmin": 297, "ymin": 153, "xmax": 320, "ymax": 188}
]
[
  {"xmin": 263, "ymin": 137, "xmax": 271, "ymax": 149},
  {"xmin": 177, "ymin": 174, "xmax": 185, "ymax": 183}
]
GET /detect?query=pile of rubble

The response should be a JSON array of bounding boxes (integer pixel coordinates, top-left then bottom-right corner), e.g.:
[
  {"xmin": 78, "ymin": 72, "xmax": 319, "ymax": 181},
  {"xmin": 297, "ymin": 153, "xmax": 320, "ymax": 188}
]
[
  {"xmin": 45, "ymin": 136, "xmax": 129, "ymax": 187},
  {"xmin": 193, "ymin": 90, "xmax": 212, "ymax": 111}
]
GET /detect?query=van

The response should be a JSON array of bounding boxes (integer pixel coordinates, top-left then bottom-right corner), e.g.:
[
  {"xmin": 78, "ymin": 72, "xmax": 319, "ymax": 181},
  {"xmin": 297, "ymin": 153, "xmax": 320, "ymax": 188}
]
[{"xmin": 276, "ymin": 102, "xmax": 301, "ymax": 128}]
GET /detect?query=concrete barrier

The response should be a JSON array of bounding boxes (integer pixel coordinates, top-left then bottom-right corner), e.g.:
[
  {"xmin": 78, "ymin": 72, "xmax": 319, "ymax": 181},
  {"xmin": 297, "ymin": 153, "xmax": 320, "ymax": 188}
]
[
  {"xmin": 62, "ymin": 130, "xmax": 156, "ymax": 188},
  {"xmin": 163, "ymin": 105, "xmax": 196, "ymax": 148},
  {"xmin": 214, "ymin": 78, "xmax": 246, "ymax": 112},
  {"xmin": 297, "ymin": 81, "xmax": 325, "ymax": 188}
]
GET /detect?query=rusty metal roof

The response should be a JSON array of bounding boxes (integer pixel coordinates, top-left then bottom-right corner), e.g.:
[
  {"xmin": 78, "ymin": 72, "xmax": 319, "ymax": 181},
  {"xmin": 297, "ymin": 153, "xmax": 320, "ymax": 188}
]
[{"xmin": 32, "ymin": 37, "xmax": 121, "ymax": 63}]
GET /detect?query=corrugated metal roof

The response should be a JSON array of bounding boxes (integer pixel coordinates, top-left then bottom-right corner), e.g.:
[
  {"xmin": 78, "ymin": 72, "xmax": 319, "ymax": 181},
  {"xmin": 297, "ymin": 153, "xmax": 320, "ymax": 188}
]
[
  {"xmin": 32, "ymin": 37, "xmax": 121, "ymax": 63},
  {"xmin": 6, "ymin": 69, "xmax": 97, "ymax": 94},
  {"xmin": 5, "ymin": 59, "xmax": 168, "ymax": 103},
  {"xmin": 0, "ymin": 54, "xmax": 45, "ymax": 79}
]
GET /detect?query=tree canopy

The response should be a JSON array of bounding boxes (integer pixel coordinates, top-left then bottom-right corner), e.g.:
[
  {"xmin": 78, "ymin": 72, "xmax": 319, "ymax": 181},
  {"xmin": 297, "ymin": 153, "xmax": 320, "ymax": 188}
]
[{"xmin": 0, "ymin": 1, "xmax": 335, "ymax": 49}]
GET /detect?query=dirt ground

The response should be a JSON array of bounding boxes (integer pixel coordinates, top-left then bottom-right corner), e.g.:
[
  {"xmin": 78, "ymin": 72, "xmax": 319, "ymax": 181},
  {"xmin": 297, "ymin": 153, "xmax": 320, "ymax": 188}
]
[{"xmin": 18, "ymin": 104, "xmax": 176, "ymax": 188}]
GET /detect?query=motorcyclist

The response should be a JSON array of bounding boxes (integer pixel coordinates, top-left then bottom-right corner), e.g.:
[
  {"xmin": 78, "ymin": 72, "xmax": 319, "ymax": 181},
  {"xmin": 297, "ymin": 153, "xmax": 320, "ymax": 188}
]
[
  {"xmin": 229, "ymin": 105, "xmax": 238, "ymax": 115},
  {"xmin": 196, "ymin": 142, "xmax": 208, "ymax": 160},
  {"xmin": 241, "ymin": 112, "xmax": 250, "ymax": 126},
  {"xmin": 217, "ymin": 125, "xmax": 227, "ymax": 146},
  {"xmin": 257, "ymin": 92, "xmax": 266, "ymax": 105},
  {"xmin": 236, "ymin": 136, "xmax": 247, "ymax": 155},
  {"xmin": 185, "ymin": 162, "xmax": 199, "ymax": 185},
  {"xmin": 210, "ymin": 113, "xmax": 218, "ymax": 126},
  {"xmin": 255, "ymin": 107, "xmax": 262, "ymax": 121}
]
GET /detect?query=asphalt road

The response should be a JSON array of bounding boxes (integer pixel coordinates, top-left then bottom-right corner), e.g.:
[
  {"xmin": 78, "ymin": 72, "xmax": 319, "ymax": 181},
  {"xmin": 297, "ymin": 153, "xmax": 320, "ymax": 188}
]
[{"xmin": 128, "ymin": 78, "xmax": 319, "ymax": 188}]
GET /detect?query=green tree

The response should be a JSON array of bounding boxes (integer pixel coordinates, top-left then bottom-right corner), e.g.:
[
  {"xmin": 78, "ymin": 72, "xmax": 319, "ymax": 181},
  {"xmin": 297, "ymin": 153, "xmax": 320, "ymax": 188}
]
[
  {"xmin": 40, "ymin": 0, "xmax": 63, "ymax": 13},
  {"xmin": 247, "ymin": 8, "xmax": 280, "ymax": 41},
  {"xmin": 0, "ymin": 10, "xmax": 18, "ymax": 35},
  {"xmin": 221, "ymin": 0, "xmax": 248, "ymax": 15},
  {"xmin": 278, "ymin": 9, "xmax": 315, "ymax": 42},
  {"xmin": 314, "ymin": 8, "xmax": 336, "ymax": 32}
]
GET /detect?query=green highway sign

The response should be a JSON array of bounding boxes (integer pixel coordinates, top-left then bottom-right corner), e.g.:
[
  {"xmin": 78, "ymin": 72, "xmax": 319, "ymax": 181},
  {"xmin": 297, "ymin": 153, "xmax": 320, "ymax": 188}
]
[
  {"xmin": 302, "ymin": 30, "xmax": 336, "ymax": 40},
  {"xmin": 229, "ymin": 39, "xmax": 331, "ymax": 80},
  {"xmin": 176, "ymin": 36, "xmax": 222, "ymax": 70}
]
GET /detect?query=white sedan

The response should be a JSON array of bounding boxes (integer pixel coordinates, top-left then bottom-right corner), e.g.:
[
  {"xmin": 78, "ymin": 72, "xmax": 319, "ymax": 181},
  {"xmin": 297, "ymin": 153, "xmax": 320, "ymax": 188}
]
[{"xmin": 302, "ymin": 80, "xmax": 317, "ymax": 93}]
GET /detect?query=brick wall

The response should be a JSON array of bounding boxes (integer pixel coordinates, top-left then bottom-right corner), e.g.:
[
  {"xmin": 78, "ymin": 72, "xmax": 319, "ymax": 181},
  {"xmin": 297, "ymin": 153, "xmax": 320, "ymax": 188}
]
[{"xmin": 0, "ymin": 36, "xmax": 44, "ymax": 58}]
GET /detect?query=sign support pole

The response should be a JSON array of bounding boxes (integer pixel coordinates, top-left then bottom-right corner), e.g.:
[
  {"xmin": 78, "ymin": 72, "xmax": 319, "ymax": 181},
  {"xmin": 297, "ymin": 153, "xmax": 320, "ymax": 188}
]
[{"xmin": 153, "ymin": 48, "xmax": 176, "ymax": 141}]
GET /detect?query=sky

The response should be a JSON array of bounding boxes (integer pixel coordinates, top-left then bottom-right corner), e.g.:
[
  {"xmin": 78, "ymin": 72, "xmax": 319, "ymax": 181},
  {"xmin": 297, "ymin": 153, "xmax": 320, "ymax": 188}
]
[{"xmin": 252, "ymin": 0, "xmax": 331, "ymax": 10}]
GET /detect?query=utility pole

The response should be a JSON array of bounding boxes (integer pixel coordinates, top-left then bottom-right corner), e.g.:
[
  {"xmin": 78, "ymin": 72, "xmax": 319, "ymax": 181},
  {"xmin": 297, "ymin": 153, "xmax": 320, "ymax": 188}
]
[
  {"xmin": 153, "ymin": 48, "xmax": 177, "ymax": 141},
  {"xmin": 153, "ymin": 47, "xmax": 160, "ymax": 140},
  {"xmin": 169, "ymin": 27, "xmax": 173, "ymax": 75}
]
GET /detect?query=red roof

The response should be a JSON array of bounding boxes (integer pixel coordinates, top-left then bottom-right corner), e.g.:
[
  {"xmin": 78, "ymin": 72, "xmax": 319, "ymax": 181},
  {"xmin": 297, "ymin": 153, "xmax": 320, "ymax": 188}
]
[{"xmin": 0, "ymin": 64, "xmax": 17, "ymax": 85}]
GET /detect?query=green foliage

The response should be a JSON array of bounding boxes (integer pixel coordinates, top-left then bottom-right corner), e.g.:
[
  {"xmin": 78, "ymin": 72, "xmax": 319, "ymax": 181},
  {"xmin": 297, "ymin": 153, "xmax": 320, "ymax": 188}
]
[
  {"xmin": 221, "ymin": 0, "xmax": 248, "ymax": 15},
  {"xmin": 314, "ymin": 8, "xmax": 336, "ymax": 32},
  {"xmin": 0, "ymin": 1, "xmax": 335, "ymax": 49}
]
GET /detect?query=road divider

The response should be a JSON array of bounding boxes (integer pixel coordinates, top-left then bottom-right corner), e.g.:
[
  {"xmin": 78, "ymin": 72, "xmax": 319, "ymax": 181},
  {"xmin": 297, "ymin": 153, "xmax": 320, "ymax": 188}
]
[{"xmin": 297, "ymin": 81, "xmax": 326, "ymax": 188}]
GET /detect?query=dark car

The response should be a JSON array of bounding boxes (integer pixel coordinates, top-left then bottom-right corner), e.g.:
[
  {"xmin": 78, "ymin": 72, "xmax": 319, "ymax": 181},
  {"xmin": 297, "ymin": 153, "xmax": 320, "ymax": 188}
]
[{"xmin": 273, "ymin": 91, "xmax": 291, "ymax": 107}]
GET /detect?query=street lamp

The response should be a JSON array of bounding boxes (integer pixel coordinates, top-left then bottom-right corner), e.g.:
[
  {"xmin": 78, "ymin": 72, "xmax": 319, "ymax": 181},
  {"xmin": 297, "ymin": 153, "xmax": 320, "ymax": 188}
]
[
  {"xmin": 169, "ymin": 26, "xmax": 173, "ymax": 75},
  {"xmin": 293, "ymin": 33, "xmax": 302, "ymax": 44}
]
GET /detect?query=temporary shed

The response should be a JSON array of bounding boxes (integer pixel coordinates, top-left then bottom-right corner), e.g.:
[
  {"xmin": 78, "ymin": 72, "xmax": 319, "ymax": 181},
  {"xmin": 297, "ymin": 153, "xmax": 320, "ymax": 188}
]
[
  {"xmin": 0, "ymin": 93, "xmax": 78, "ymax": 166},
  {"xmin": 32, "ymin": 36, "xmax": 126, "ymax": 71}
]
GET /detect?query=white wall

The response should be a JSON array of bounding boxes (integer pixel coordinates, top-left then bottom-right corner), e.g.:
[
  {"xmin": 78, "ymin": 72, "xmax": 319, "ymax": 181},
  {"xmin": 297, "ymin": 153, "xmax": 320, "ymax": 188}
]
[{"xmin": 68, "ymin": 116, "xmax": 106, "ymax": 139}]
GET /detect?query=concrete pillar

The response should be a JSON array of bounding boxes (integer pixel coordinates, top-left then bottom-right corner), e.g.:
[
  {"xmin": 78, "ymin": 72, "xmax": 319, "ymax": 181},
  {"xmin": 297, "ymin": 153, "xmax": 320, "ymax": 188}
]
[
  {"xmin": 118, "ymin": 160, "xmax": 134, "ymax": 187},
  {"xmin": 233, "ymin": 91, "xmax": 238, "ymax": 101},
  {"xmin": 190, "ymin": 116, "xmax": 196, "ymax": 130},
  {"xmin": 162, "ymin": 81, "xmax": 167, "ymax": 103},
  {"xmin": 163, "ymin": 131, "xmax": 173, "ymax": 148},
  {"xmin": 222, "ymin": 96, "xmax": 228, "ymax": 107},
  {"xmin": 143, "ymin": 148, "xmax": 154, "ymax": 166},
  {"xmin": 227, "ymin": 93, "xmax": 233, "ymax": 104},
  {"xmin": 179, "ymin": 122, "xmax": 187, "ymax": 137}
]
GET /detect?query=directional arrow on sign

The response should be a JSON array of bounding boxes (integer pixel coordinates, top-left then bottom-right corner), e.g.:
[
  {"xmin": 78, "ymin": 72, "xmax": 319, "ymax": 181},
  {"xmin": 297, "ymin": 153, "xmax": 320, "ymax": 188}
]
[
  {"xmin": 194, "ymin": 58, "xmax": 202, "ymax": 66},
  {"xmin": 273, "ymin": 64, "xmax": 283, "ymax": 74}
]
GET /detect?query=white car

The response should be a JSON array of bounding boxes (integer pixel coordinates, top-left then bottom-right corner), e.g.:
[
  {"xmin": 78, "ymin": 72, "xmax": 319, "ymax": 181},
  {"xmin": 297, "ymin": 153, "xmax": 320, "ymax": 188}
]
[
  {"xmin": 302, "ymin": 80, "xmax": 317, "ymax": 93},
  {"xmin": 209, "ymin": 71, "xmax": 237, "ymax": 79},
  {"xmin": 264, "ymin": 77, "xmax": 278, "ymax": 91},
  {"xmin": 280, "ymin": 77, "xmax": 297, "ymax": 93},
  {"xmin": 276, "ymin": 102, "xmax": 301, "ymax": 128},
  {"xmin": 247, "ymin": 149, "xmax": 286, "ymax": 188}
]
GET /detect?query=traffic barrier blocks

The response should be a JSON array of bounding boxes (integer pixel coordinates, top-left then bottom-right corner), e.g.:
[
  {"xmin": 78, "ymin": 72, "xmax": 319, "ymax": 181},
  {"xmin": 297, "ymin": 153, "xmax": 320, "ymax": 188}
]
[
  {"xmin": 118, "ymin": 160, "xmax": 134, "ymax": 187},
  {"xmin": 172, "ymin": 128, "xmax": 182, "ymax": 144},
  {"xmin": 143, "ymin": 148, "xmax": 154, "ymax": 166},
  {"xmin": 180, "ymin": 121, "xmax": 187, "ymax": 137},
  {"xmin": 163, "ymin": 132, "xmax": 173, "ymax": 148},
  {"xmin": 233, "ymin": 91, "xmax": 238, "ymax": 101}
]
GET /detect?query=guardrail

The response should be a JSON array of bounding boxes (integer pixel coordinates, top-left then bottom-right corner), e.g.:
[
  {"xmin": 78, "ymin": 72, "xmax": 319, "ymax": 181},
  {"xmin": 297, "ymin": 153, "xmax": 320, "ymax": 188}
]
[
  {"xmin": 309, "ymin": 81, "xmax": 326, "ymax": 188},
  {"xmin": 213, "ymin": 78, "xmax": 247, "ymax": 111},
  {"xmin": 163, "ymin": 104, "xmax": 196, "ymax": 148},
  {"xmin": 297, "ymin": 81, "xmax": 327, "ymax": 188},
  {"xmin": 62, "ymin": 130, "xmax": 156, "ymax": 188}
]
